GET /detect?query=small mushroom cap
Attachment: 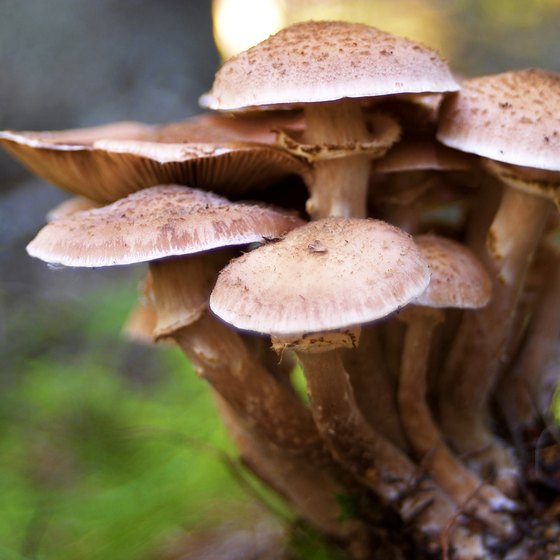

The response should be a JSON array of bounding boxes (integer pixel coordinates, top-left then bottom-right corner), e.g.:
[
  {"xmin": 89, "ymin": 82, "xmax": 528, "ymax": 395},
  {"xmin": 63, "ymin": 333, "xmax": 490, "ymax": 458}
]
[
  {"xmin": 27, "ymin": 184, "xmax": 303, "ymax": 267},
  {"xmin": 0, "ymin": 113, "xmax": 309, "ymax": 203},
  {"xmin": 205, "ymin": 21, "xmax": 459, "ymax": 111},
  {"xmin": 437, "ymin": 69, "xmax": 560, "ymax": 172},
  {"xmin": 374, "ymin": 139, "xmax": 476, "ymax": 173},
  {"xmin": 210, "ymin": 217, "xmax": 430, "ymax": 336},
  {"xmin": 413, "ymin": 235, "xmax": 491, "ymax": 308}
]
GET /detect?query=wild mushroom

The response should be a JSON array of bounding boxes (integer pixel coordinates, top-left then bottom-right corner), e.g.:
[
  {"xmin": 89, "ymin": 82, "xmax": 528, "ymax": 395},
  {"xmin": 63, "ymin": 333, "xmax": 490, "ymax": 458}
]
[
  {"xmin": 210, "ymin": 217, "xmax": 487, "ymax": 553},
  {"xmin": 436, "ymin": 69, "xmax": 560, "ymax": 487},
  {"xmin": 396, "ymin": 234, "xmax": 516, "ymax": 537},
  {"xmin": 29, "ymin": 184, "xmax": 369, "ymax": 540},
  {"xmin": 0, "ymin": 112, "xmax": 310, "ymax": 203},
  {"xmin": 204, "ymin": 20, "xmax": 459, "ymax": 219}
]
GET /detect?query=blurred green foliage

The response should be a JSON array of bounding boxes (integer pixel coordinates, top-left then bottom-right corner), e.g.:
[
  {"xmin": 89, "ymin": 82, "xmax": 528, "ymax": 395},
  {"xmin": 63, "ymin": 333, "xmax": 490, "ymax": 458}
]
[{"xmin": 0, "ymin": 281, "xmax": 263, "ymax": 560}]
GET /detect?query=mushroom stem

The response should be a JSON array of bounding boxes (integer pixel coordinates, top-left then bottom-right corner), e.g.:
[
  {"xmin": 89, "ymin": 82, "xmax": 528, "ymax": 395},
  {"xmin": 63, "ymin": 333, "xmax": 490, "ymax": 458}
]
[
  {"xmin": 296, "ymin": 348, "xmax": 469, "ymax": 547},
  {"xmin": 344, "ymin": 324, "xmax": 409, "ymax": 451},
  {"xmin": 150, "ymin": 256, "xmax": 214, "ymax": 338},
  {"xmin": 303, "ymin": 100, "xmax": 373, "ymax": 219},
  {"xmin": 149, "ymin": 256, "xmax": 326, "ymax": 461},
  {"xmin": 398, "ymin": 307, "xmax": 516, "ymax": 537},
  {"xmin": 439, "ymin": 186, "xmax": 552, "ymax": 485},
  {"xmin": 173, "ymin": 312, "xmax": 326, "ymax": 460},
  {"xmin": 215, "ymin": 394, "xmax": 365, "ymax": 542},
  {"xmin": 496, "ymin": 245, "xmax": 560, "ymax": 430}
]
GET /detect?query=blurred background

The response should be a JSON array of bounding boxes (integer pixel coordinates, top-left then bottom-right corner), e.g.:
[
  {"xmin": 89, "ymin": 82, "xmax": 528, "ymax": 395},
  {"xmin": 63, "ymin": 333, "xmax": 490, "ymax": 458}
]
[{"xmin": 1, "ymin": 1, "xmax": 560, "ymax": 559}]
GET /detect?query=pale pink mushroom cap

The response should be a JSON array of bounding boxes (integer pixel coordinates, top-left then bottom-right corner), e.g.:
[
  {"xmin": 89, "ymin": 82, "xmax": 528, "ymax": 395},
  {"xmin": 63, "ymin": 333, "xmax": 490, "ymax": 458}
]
[
  {"xmin": 413, "ymin": 235, "xmax": 491, "ymax": 309},
  {"xmin": 205, "ymin": 21, "xmax": 459, "ymax": 111},
  {"xmin": 27, "ymin": 184, "xmax": 303, "ymax": 267},
  {"xmin": 210, "ymin": 217, "xmax": 430, "ymax": 336},
  {"xmin": 437, "ymin": 69, "xmax": 560, "ymax": 172}
]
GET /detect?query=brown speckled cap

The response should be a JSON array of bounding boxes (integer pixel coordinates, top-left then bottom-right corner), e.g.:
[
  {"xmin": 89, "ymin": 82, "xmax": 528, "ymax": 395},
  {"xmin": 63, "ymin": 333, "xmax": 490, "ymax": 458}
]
[
  {"xmin": 437, "ymin": 69, "xmax": 560, "ymax": 172},
  {"xmin": 205, "ymin": 21, "xmax": 459, "ymax": 111},
  {"xmin": 0, "ymin": 113, "xmax": 309, "ymax": 203},
  {"xmin": 27, "ymin": 184, "xmax": 303, "ymax": 267},
  {"xmin": 413, "ymin": 235, "xmax": 491, "ymax": 308},
  {"xmin": 210, "ymin": 217, "xmax": 430, "ymax": 336}
]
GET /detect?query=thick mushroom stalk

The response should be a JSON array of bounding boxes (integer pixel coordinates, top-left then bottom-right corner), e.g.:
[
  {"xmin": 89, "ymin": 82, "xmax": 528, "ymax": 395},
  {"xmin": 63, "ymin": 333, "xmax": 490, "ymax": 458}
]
[
  {"xmin": 344, "ymin": 324, "xmax": 409, "ymax": 452},
  {"xmin": 495, "ymin": 243, "xmax": 560, "ymax": 430},
  {"xmin": 214, "ymin": 395, "xmax": 366, "ymax": 543},
  {"xmin": 298, "ymin": 104, "xmax": 399, "ymax": 219},
  {"xmin": 149, "ymin": 256, "xmax": 322, "ymax": 455},
  {"xmin": 398, "ymin": 307, "xmax": 516, "ymax": 537},
  {"xmin": 438, "ymin": 180, "xmax": 552, "ymax": 486},
  {"xmin": 283, "ymin": 335, "xmax": 465, "ymax": 547}
]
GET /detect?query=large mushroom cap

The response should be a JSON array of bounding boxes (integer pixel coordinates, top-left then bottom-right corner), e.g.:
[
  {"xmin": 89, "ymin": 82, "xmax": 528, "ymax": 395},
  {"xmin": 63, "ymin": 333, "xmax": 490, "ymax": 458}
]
[
  {"xmin": 413, "ymin": 235, "xmax": 491, "ymax": 308},
  {"xmin": 27, "ymin": 184, "xmax": 303, "ymax": 267},
  {"xmin": 437, "ymin": 69, "xmax": 560, "ymax": 172},
  {"xmin": 205, "ymin": 20, "xmax": 459, "ymax": 111},
  {"xmin": 0, "ymin": 113, "xmax": 309, "ymax": 203},
  {"xmin": 210, "ymin": 217, "xmax": 430, "ymax": 336}
]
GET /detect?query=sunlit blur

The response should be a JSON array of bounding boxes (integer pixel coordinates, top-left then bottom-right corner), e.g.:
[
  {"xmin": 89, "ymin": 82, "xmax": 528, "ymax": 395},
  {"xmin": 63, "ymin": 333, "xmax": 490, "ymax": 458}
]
[
  {"xmin": 212, "ymin": 0, "xmax": 286, "ymax": 60},
  {"xmin": 213, "ymin": 0, "xmax": 450, "ymax": 59},
  {"xmin": 212, "ymin": 0, "xmax": 560, "ymax": 74}
]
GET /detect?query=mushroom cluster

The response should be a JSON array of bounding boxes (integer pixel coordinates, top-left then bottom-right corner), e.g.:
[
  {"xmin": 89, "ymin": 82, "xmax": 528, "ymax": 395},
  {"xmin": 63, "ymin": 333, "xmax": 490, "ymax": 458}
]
[{"xmin": 2, "ymin": 20, "xmax": 559, "ymax": 560}]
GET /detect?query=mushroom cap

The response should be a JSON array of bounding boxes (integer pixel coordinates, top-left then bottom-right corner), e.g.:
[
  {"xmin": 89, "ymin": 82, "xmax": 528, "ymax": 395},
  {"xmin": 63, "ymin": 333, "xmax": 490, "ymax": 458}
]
[
  {"xmin": 205, "ymin": 20, "xmax": 459, "ymax": 111},
  {"xmin": 374, "ymin": 138, "xmax": 475, "ymax": 173},
  {"xmin": 437, "ymin": 69, "xmax": 560, "ymax": 172},
  {"xmin": 27, "ymin": 184, "xmax": 303, "ymax": 267},
  {"xmin": 0, "ymin": 113, "xmax": 309, "ymax": 203},
  {"xmin": 413, "ymin": 235, "xmax": 491, "ymax": 308},
  {"xmin": 210, "ymin": 217, "xmax": 430, "ymax": 336}
]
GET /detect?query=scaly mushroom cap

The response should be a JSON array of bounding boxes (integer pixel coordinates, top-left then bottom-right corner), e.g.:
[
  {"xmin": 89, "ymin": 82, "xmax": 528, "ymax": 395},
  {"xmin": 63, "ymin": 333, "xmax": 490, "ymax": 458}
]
[
  {"xmin": 413, "ymin": 235, "xmax": 491, "ymax": 309},
  {"xmin": 210, "ymin": 217, "xmax": 430, "ymax": 336},
  {"xmin": 0, "ymin": 113, "xmax": 309, "ymax": 203},
  {"xmin": 437, "ymin": 69, "xmax": 560, "ymax": 172},
  {"xmin": 27, "ymin": 184, "xmax": 303, "ymax": 267},
  {"xmin": 205, "ymin": 20, "xmax": 459, "ymax": 111}
]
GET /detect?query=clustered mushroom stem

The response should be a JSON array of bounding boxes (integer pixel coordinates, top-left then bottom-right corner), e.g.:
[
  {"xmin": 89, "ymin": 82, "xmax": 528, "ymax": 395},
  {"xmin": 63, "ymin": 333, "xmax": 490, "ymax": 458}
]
[
  {"xmin": 398, "ymin": 308, "xmax": 516, "ymax": 537},
  {"xmin": 303, "ymin": 100, "xmax": 372, "ymax": 219},
  {"xmin": 172, "ymin": 313, "xmax": 326, "ymax": 460},
  {"xmin": 296, "ymin": 347, "xmax": 467, "ymax": 544},
  {"xmin": 213, "ymin": 394, "xmax": 364, "ymax": 542},
  {"xmin": 439, "ymin": 187, "xmax": 552, "ymax": 483},
  {"xmin": 148, "ymin": 255, "xmax": 326, "ymax": 461},
  {"xmin": 344, "ymin": 325, "xmax": 409, "ymax": 451},
  {"xmin": 496, "ymin": 246, "xmax": 560, "ymax": 430}
]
